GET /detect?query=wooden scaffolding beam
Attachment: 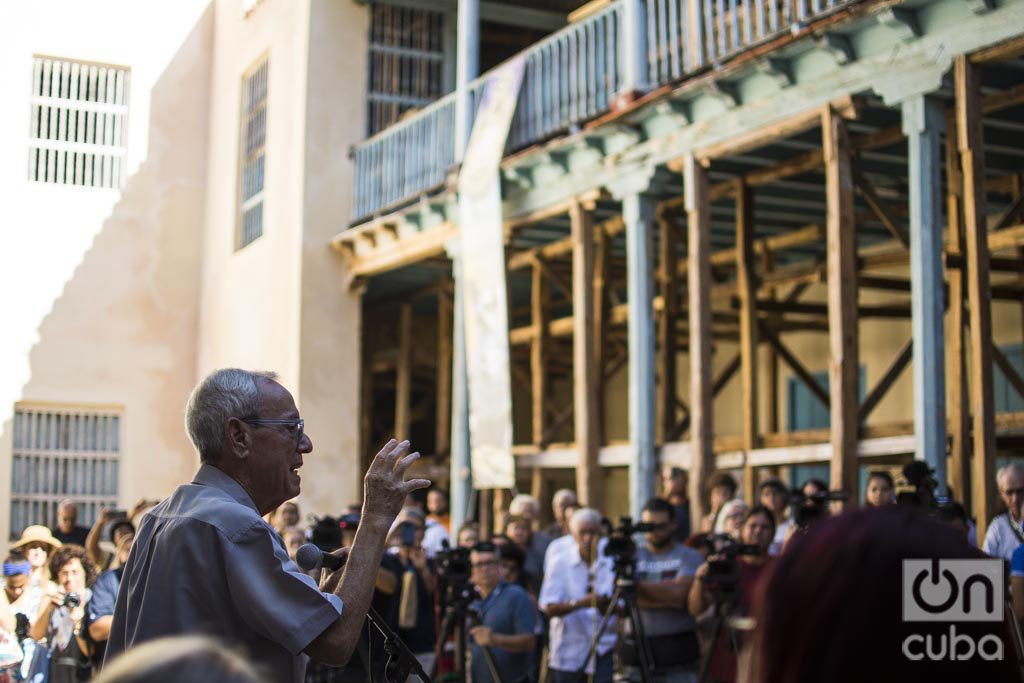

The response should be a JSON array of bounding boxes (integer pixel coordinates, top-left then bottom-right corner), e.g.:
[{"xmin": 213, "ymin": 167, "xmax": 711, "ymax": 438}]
[
  {"xmin": 572, "ymin": 200, "xmax": 602, "ymax": 506},
  {"xmin": 436, "ymin": 280, "xmax": 453, "ymax": 457},
  {"xmin": 736, "ymin": 181, "xmax": 760, "ymax": 502},
  {"xmin": 658, "ymin": 213, "xmax": 680, "ymax": 443},
  {"xmin": 823, "ymin": 105, "xmax": 859, "ymax": 505},
  {"xmin": 685, "ymin": 154, "xmax": 713, "ymax": 526},
  {"xmin": 395, "ymin": 301, "xmax": 413, "ymax": 442},
  {"xmin": 957, "ymin": 55, "xmax": 997, "ymax": 535},
  {"xmin": 532, "ymin": 259, "xmax": 549, "ymax": 448}
]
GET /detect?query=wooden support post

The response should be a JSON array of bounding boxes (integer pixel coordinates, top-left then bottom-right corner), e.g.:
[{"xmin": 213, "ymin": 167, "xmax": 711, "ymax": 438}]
[
  {"xmin": 360, "ymin": 338, "xmax": 374, "ymax": 471},
  {"xmin": 823, "ymin": 105, "xmax": 859, "ymax": 505},
  {"xmin": 623, "ymin": 188, "xmax": 657, "ymax": 518},
  {"xmin": 572, "ymin": 200, "xmax": 602, "ymax": 507},
  {"xmin": 957, "ymin": 56, "xmax": 997, "ymax": 536},
  {"xmin": 658, "ymin": 215, "xmax": 679, "ymax": 444},
  {"xmin": 763, "ymin": 250, "xmax": 780, "ymax": 434},
  {"xmin": 903, "ymin": 95, "xmax": 948, "ymax": 489},
  {"xmin": 447, "ymin": 243, "xmax": 472, "ymax": 533},
  {"xmin": 595, "ymin": 226, "xmax": 610, "ymax": 431},
  {"xmin": 493, "ymin": 489, "xmax": 509, "ymax": 534},
  {"xmin": 736, "ymin": 181, "xmax": 760, "ymax": 503},
  {"xmin": 480, "ymin": 489, "xmax": 493, "ymax": 539},
  {"xmin": 395, "ymin": 302, "xmax": 414, "ymax": 442},
  {"xmin": 685, "ymin": 154, "xmax": 713, "ymax": 527},
  {"xmin": 436, "ymin": 280, "xmax": 453, "ymax": 457},
  {"xmin": 532, "ymin": 260, "xmax": 549, "ymax": 447},
  {"xmin": 945, "ymin": 126, "xmax": 970, "ymax": 510}
]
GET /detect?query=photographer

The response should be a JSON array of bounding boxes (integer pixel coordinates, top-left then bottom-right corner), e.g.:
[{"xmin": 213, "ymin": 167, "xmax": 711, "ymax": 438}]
[
  {"xmin": 757, "ymin": 480, "xmax": 792, "ymax": 556},
  {"xmin": 467, "ymin": 543, "xmax": 535, "ymax": 683},
  {"xmin": 539, "ymin": 508, "xmax": 616, "ymax": 683},
  {"xmin": 390, "ymin": 508, "xmax": 437, "ymax": 673},
  {"xmin": 31, "ymin": 545, "xmax": 97, "ymax": 682},
  {"xmin": 688, "ymin": 506, "xmax": 775, "ymax": 683},
  {"xmin": 636, "ymin": 498, "xmax": 704, "ymax": 682}
]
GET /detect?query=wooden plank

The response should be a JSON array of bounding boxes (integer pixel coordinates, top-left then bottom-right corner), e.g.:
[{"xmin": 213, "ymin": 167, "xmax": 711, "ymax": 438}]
[
  {"xmin": 531, "ymin": 261, "xmax": 549, "ymax": 447},
  {"xmin": 571, "ymin": 200, "xmax": 601, "ymax": 506},
  {"xmin": 507, "ymin": 215, "xmax": 624, "ymax": 271},
  {"xmin": 853, "ymin": 166, "xmax": 910, "ymax": 248},
  {"xmin": 736, "ymin": 182, "xmax": 759, "ymax": 502},
  {"xmin": 993, "ymin": 345, "xmax": 1024, "ymax": 402},
  {"xmin": 759, "ymin": 321, "xmax": 830, "ymax": 408},
  {"xmin": 436, "ymin": 280, "xmax": 453, "ymax": 456},
  {"xmin": 395, "ymin": 302, "xmax": 413, "ymax": 442},
  {"xmin": 946, "ymin": 124, "xmax": 970, "ymax": 507},
  {"xmin": 658, "ymin": 214, "xmax": 679, "ymax": 443},
  {"xmin": 957, "ymin": 55, "xmax": 997, "ymax": 536},
  {"xmin": 823, "ymin": 105, "xmax": 859, "ymax": 506},
  {"xmin": 858, "ymin": 339, "xmax": 912, "ymax": 423},
  {"xmin": 994, "ymin": 194, "xmax": 1024, "ymax": 232},
  {"xmin": 685, "ymin": 154, "xmax": 713, "ymax": 529},
  {"xmin": 988, "ymin": 223, "xmax": 1024, "ymax": 252},
  {"xmin": 763, "ymin": 249, "xmax": 780, "ymax": 434}
]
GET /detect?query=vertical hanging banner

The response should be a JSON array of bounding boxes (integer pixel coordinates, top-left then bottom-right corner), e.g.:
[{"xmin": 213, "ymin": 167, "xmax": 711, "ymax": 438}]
[{"xmin": 457, "ymin": 58, "xmax": 524, "ymax": 489}]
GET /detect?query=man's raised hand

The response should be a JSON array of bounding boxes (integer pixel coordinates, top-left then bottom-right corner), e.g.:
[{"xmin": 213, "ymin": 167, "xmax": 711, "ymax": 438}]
[{"xmin": 362, "ymin": 439, "xmax": 431, "ymax": 525}]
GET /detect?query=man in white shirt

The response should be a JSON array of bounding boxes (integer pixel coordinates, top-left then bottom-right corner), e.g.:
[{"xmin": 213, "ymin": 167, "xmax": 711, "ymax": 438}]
[
  {"xmin": 983, "ymin": 463, "xmax": 1024, "ymax": 560},
  {"xmin": 539, "ymin": 508, "xmax": 616, "ymax": 683}
]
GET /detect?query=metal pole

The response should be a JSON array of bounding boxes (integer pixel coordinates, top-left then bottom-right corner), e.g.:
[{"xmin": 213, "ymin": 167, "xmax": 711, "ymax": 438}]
[
  {"xmin": 624, "ymin": 190, "xmax": 657, "ymax": 518},
  {"xmin": 903, "ymin": 94, "xmax": 948, "ymax": 494},
  {"xmin": 449, "ymin": 244, "xmax": 473, "ymax": 533},
  {"xmin": 455, "ymin": 0, "xmax": 479, "ymax": 162}
]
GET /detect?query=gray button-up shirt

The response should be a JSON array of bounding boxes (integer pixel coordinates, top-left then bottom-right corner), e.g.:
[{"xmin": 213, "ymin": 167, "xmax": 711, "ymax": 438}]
[{"xmin": 105, "ymin": 465, "xmax": 343, "ymax": 682}]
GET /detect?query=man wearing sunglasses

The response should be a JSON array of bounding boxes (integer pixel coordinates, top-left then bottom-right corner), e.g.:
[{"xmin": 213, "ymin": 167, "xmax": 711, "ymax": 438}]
[{"xmin": 105, "ymin": 368, "xmax": 429, "ymax": 683}]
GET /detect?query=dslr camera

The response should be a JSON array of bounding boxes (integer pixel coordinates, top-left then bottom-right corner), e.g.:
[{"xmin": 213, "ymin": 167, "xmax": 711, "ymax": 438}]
[
  {"xmin": 61, "ymin": 592, "xmax": 82, "ymax": 609},
  {"xmin": 701, "ymin": 534, "xmax": 761, "ymax": 602}
]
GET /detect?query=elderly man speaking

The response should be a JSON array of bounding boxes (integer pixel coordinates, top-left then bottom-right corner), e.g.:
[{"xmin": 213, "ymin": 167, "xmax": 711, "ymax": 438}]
[{"xmin": 105, "ymin": 369, "xmax": 429, "ymax": 682}]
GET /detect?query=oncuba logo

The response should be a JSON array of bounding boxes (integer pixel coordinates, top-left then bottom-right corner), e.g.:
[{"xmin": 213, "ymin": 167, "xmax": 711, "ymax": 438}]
[{"xmin": 902, "ymin": 558, "xmax": 1004, "ymax": 661}]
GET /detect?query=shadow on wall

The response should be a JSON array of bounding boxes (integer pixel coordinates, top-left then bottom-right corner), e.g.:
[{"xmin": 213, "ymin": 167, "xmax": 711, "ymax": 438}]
[{"xmin": 3, "ymin": 3, "xmax": 216, "ymax": 537}]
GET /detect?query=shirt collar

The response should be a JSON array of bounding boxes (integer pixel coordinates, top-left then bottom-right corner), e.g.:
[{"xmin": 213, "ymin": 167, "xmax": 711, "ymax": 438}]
[{"xmin": 193, "ymin": 464, "xmax": 261, "ymax": 515}]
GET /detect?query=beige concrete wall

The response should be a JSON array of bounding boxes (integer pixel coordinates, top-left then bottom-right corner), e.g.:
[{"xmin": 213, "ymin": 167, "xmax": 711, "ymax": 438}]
[
  {"xmin": 0, "ymin": 1, "xmax": 214, "ymax": 541},
  {"xmin": 294, "ymin": 0, "xmax": 370, "ymax": 514},
  {"xmin": 195, "ymin": 0, "xmax": 312, "ymax": 386}
]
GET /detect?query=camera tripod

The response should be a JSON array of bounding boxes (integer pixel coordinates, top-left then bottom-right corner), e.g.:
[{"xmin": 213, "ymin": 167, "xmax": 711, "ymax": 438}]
[
  {"xmin": 576, "ymin": 560, "xmax": 656, "ymax": 683},
  {"xmin": 434, "ymin": 583, "xmax": 503, "ymax": 683},
  {"xmin": 695, "ymin": 595, "xmax": 743, "ymax": 683}
]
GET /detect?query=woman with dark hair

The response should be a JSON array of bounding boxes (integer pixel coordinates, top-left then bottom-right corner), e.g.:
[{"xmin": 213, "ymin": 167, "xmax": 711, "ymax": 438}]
[
  {"xmin": 689, "ymin": 505, "xmax": 775, "ymax": 683},
  {"xmin": 752, "ymin": 506, "xmax": 1018, "ymax": 683},
  {"xmin": 29, "ymin": 545, "xmax": 96, "ymax": 682}
]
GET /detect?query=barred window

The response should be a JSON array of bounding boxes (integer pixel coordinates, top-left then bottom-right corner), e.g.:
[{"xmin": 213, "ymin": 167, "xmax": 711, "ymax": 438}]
[
  {"xmin": 10, "ymin": 405, "xmax": 121, "ymax": 540},
  {"xmin": 238, "ymin": 58, "xmax": 268, "ymax": 250},
  {"xmin": 28, "ymin": 56, "xmax": 130, "ymax": 189},
  {"xmin": 368, "ymin": 4, "xmax": 445, "ymax": 135}
]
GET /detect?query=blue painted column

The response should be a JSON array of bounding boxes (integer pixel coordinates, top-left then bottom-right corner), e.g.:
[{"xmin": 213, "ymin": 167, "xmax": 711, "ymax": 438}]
[
  {"xmin": 618, "ymin": 181, "xmax": 657, "ymax": 519},
  {"xmin": 903, "ymin": 94, "xmax": 947, "ymax": 494},
  {"xmin": 454, "ymin": 0, "xmax": 479, "ymax": 162},
  {"xmin": 447, "ymin": 241, "xmax": 472, "ymax": 531}
]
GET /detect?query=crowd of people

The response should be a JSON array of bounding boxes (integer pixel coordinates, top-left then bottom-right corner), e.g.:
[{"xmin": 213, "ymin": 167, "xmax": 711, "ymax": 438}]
[{"xmin": 4, "ymin": 459, "xmax": 1021, "ymax": 683}]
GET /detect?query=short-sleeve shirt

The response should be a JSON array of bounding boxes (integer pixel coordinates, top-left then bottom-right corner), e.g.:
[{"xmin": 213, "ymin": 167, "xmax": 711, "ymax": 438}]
[
  {"xmin": 470, "ymin": 582, "xmax": 536, "ymax": 683},
  {"xmin": 52, "ymin": 525, "xmax": 90, "ymax": 547},
  {"xmin": 635, "ymin": 542, "xmax": 703, "ymax": 636},
  {"xmin": 105, "ymin": 465, "xmax": 343, "ymax": 683},
  {"xmin": 983, "ymin": 513, "xmax": 1024, "ymax": 561},
  {"xmin": 538, "ymin": 543, "xmax": 616, "ymax": 673},
  {"xmin": 85, "ymin": 567, "xmax": 123, "ymax": 667}
]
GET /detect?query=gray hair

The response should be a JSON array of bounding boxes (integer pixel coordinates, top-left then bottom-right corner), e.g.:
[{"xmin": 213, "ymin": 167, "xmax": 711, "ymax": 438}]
[
  {"xmin": 552, "ymin": 489, "xmax": 577, "ymax": 508},
  {"xmin": 398, "ymin": 506, "xmax": 426, "ymax": 522},
  {"xmin": 185, "ymin": 369, "xmax": 278, "ymax": 462},
  {"xmin": 569, "ymin": 507, "xmax": 602, "ymax": 533},
  {"xmin": 997, "ymin": 462, "xmax": 1024, "ymax": 486},
  {"xmin": 509, "ymin": 494, "xmax": 541, "ymax": 518}
]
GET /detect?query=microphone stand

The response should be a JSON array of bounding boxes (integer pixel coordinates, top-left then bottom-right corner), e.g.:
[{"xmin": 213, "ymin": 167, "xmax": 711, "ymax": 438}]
[{"xmin": 366, "ymin": 605, "xmax": 432, "ymax": 683}]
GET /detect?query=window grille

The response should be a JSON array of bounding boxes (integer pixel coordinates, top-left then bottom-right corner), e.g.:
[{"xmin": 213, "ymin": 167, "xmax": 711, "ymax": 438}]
[
  {"xmin": 10, "ymin": 405, "xmax": 121, "ymax": 540},
  {"xmin": 238, "ymin": 58, "xmax": 268, "ymax": 249},
  {"xmin": 28, "ymin": 56, "xmax": 130, "ymax": 189},
  {"xmin": 368, "ymin": 4, "xmax": 445, "ymax": 135}
]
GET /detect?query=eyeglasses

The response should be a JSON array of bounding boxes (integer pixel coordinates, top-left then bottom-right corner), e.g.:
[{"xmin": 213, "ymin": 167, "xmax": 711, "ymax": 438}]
[
  {"xmin": 242, "ymin": 418, "xmax": 305, "ymax": 448},
  {"xmin": 1001, "ymin": 487, "xmax": 1024, "ymax": 497},
  {"xmin": 472, "ymin": 560, "xmax": 498, "ymax": 568}
]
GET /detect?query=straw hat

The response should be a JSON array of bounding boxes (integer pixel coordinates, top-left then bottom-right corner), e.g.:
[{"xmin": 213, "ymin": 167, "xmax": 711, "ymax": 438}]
[{"xmin": 11, "ymin": 525, "xmax": 62, "ymax": 551}]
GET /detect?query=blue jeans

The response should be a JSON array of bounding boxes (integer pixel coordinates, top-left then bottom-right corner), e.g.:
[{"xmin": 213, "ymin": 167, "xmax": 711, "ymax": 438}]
[{"xmin": 550, "ymin": 652, "xmax": 614, "ymax": 683}]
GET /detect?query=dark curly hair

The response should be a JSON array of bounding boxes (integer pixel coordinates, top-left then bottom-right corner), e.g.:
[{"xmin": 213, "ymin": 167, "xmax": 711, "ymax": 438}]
[{"xmin": 48, "ymin": 544, "xmax": 96, "ymax": 587}]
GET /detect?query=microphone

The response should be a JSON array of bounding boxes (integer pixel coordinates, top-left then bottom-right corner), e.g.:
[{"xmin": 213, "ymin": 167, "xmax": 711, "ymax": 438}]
[
  {"xmin": 295, "ymin": 543, "xmax": 432, "ymax": 682},
  {"xmin": 296, "ymin": 543, "xmax": 344, "ymax": 572}
]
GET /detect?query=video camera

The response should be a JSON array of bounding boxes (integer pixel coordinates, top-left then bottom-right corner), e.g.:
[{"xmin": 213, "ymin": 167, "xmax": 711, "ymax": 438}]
[
  {"xmin": 701, "ymin": 534, "xmax": 761, "ymax": 602},
  {"xmin": 602, "ymin": 516, "xmax": 660, "ymax": 571},
  {"xmin": 789, "ymin": 487, "xmax": 848, "ymax": 528}
]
